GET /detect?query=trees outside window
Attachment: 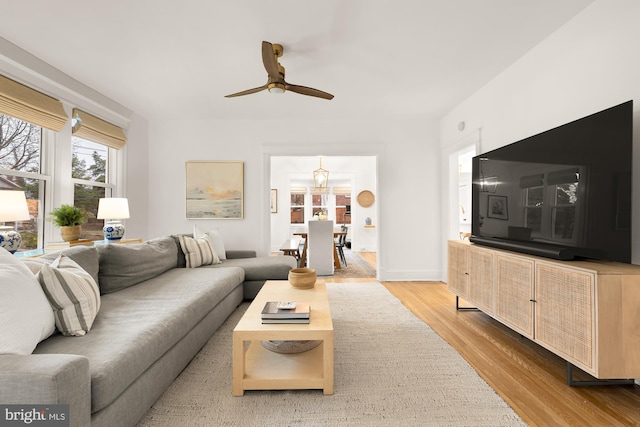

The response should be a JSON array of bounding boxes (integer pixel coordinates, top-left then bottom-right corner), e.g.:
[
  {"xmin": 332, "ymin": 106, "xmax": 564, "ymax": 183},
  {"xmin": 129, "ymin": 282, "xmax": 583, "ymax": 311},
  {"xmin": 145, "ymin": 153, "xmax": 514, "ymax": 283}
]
[
  {"xmin": 72, "ymin": 136, "xmax": 112, "ymax": 240},
  {"xmin": 0, "ymin": 114, "xmax": 44, "ymax": 250}
]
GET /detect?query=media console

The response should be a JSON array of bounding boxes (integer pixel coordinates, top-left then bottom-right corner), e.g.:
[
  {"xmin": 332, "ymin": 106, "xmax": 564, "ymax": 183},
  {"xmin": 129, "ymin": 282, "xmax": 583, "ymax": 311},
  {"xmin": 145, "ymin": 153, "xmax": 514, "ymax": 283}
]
[{"xmin": 448, "ymin": 239, "xmax": 640, "ymax": 385}]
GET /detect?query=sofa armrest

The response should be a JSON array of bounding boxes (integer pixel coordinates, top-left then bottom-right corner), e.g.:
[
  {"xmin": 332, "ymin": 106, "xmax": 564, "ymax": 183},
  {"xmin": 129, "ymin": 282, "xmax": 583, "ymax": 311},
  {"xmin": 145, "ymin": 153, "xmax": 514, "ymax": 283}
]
[
  {"xmin": 226, "ymin": 250, "xmax": 257, "ymax": 259},
  {"xmin": 0, "ymin": 354, "xmax": 91, "ymax": 427}
]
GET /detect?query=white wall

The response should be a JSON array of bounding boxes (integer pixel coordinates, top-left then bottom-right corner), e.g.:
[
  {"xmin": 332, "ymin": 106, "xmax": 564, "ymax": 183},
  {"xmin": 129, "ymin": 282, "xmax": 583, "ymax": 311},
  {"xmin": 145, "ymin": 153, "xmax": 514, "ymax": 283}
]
[
  {"xmin": 143, "ymin": 117, "xmax": 441, "ymax": 281},
  {"xmin": 440, "ymin": 0, "xmax": 640, "ymax": 279},
  {"xmin": 121, "ymin": 112, "xmax": 149, "ymax": 240}
]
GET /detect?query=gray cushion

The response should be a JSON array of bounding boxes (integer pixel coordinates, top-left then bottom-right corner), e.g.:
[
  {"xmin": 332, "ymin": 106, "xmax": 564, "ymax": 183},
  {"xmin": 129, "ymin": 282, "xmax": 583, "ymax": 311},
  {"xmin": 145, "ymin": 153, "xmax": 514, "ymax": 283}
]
[
  {"xmin": 226, "ymin": 250, "xmax": 257, "ymax": 259},
  {"xmin": 36, "ymin": 246, "xmax": 100, "ymax": 285},
  {"xmin": 34, "ymin": 266, "xmax": 245, "ymax": 413},
  {"xmin": 202, "ymin": 256, "xmax": 296, "ymax": 281},
  {"xmin": 97, "ymin": 236, "xmax": 178, "ymax": 294},
  {"xmin": 170, "ymin": 234, "xmax": 188, "ymax": 268}
]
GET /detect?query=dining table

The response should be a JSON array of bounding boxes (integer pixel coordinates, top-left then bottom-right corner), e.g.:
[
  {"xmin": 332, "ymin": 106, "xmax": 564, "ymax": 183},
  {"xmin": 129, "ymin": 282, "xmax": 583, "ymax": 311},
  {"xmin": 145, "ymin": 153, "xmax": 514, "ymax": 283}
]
[{"xmin": 293, "ymin": 231, "xmax": 347, "ymax": 270}]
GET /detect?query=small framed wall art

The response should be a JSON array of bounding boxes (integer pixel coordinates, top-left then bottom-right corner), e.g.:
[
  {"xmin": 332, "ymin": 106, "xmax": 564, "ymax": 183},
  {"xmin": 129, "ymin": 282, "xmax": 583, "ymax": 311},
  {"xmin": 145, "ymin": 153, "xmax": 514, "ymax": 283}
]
[
  {"xmin": 185, "ymin": 161, "xmax": 244, "ymax": 219},
  {"xmin": 487, "ymin": 195, "xmax": 508, "ymax": 220}
]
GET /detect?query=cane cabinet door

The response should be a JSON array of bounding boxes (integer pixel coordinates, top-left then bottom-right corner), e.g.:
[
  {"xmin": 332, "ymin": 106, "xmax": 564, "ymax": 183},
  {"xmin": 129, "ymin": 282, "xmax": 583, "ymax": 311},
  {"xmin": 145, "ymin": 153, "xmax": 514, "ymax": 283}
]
[
  {"xmin": 447, "ymin": 241, "xmax": 469, "ymax": 299},
  {"xmin": 468, "ymin": 245, "xmax": 494, "ymax": 314},
  {"xmin": 494, "ymin": 253, "xmax": 535, "ymax": 339},
  {"xmin": 535, "ymin": 262, "xmax": 595, "ymax": 373}
]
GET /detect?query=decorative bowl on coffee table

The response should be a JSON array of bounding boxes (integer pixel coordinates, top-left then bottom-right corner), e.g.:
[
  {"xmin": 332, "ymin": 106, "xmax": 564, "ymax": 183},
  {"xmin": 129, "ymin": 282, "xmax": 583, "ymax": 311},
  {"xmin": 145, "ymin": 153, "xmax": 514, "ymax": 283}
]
[{"xmin": 288, "ymin": 268, "xmax": 317, "ymax": 289}]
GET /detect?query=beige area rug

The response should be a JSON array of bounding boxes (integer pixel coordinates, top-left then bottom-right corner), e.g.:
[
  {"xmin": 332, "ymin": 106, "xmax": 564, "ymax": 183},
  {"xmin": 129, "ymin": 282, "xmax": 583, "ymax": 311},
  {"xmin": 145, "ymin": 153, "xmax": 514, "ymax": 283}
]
[
  {"xmin": 138, "ymin": 282, "xmax": 526, "ymax": 427},
  {"xmin": 327, "ymin": 249, "xmax": 376, "ymax": 279}
]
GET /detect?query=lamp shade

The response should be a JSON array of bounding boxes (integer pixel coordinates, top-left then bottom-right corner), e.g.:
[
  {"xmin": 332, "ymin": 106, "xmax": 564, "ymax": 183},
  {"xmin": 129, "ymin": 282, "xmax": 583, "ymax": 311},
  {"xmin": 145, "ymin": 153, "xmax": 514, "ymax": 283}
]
[
  {"xmin": 0, "ymin": 190, "xmax": 30, "ymax": 222},
  {"xmin": 97, "ymin": 198, "xmax": 130, "ymax": 220}
]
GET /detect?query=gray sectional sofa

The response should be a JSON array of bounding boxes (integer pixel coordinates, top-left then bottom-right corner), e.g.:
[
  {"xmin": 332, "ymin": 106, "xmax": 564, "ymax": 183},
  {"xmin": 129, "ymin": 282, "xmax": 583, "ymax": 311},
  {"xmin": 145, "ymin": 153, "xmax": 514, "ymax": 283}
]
[{"xmin": 0, "ymin": 235, "xmax": 296, "ymax": 427}]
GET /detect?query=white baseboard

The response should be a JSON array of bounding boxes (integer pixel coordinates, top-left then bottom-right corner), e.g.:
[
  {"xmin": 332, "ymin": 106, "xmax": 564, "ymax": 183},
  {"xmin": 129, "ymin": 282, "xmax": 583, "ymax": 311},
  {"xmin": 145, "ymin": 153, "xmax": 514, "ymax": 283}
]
[{"xmin": 377, "ymin": 269, "xmax": 442, "ymax": 282}]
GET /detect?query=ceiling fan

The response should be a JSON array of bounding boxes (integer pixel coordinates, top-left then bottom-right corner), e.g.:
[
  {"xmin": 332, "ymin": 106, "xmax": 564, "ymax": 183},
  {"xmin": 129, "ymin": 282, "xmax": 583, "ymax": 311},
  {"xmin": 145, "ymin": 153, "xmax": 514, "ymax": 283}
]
[{"xmin": 225, "ymin": 41, "xmax": 334, "ymax": 100}]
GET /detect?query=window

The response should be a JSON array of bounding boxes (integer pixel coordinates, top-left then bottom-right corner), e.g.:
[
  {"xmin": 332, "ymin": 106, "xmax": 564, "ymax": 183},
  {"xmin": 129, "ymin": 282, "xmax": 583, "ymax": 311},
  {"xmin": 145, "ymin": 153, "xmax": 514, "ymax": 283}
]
[
  {"xmin": 72, "ymin": 136, "xmax": 113, "ymax": 240},
  {"xmin": 524, "ymin": 186, "xmax": 543, "ymax": 232},
  {"xmin": 0, "ymin": 114, "xmax": 47, "ymax": 250},
  {"xmin": 551, "ymin": 181, "xmax": 579, "ymax": 240},
  {"xmin": 0, "ymin": 79, "xmax": 127, "ymax": 251},
  {"xmin": 291, "ymin": 193, "xmax": 305, "ymax": 224},
  {"xmin": 335, "ymin": 193, "xmax": 351, "ymax": 225},
  {"xmin": 521, "ymin": 168, "xmax": 581, "ymax": 242},
  {"xmin": 312, "ymin": 194, "xmax": 328, "ymax": 219}
]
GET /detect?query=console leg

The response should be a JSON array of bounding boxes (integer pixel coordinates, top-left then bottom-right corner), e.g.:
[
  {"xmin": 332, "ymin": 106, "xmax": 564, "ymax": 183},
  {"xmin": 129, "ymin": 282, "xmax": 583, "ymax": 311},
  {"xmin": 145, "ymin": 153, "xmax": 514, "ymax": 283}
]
[
  {"xmin": 455, "ymin": 296, "xmax": 479, "ymax": 311},
  {"xmin": 567, "ymin": 363, "xmax": 635, "ymax": 387}
]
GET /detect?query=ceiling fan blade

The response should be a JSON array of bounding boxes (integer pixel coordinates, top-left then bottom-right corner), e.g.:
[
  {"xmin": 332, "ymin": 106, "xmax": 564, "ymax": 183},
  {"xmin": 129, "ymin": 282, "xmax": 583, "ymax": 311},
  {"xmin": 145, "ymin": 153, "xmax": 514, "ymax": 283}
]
[
  {"xmin": 224, "ymin": 85, "xmax": 268, "ymax": 98},
  {"xmin": 262, "ymin": 41, "xmax": 280, "ymax": 80},
  {"xmin": 285, "ymin": 84, "xmax": 334, "ymax": 100}
]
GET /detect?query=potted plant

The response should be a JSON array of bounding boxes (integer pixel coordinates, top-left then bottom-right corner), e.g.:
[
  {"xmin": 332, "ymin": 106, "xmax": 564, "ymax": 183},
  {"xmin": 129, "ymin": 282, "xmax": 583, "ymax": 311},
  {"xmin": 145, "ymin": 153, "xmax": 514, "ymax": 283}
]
[{"xmin": 50, "ymin": 204, "xmax": 85, "ymax": 241}]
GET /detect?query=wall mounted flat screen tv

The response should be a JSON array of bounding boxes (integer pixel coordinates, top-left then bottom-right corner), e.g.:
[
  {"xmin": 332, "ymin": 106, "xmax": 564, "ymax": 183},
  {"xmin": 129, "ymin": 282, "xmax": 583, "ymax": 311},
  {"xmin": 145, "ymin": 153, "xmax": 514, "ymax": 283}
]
[{"xmin": 471, "ymin": 100, "xmax": 633, "ymax": 263}]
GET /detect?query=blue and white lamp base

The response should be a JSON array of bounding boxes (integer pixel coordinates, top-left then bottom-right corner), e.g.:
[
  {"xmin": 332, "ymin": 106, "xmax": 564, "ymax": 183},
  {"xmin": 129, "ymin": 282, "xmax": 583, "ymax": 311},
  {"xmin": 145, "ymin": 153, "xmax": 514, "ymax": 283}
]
[
  {"xmin": 0, "ymin": 226, "xmax": 22, "ymax": 253},
  {"xmin": 103, "ymin": 221, "xmax": 125, "ymax": 241}
]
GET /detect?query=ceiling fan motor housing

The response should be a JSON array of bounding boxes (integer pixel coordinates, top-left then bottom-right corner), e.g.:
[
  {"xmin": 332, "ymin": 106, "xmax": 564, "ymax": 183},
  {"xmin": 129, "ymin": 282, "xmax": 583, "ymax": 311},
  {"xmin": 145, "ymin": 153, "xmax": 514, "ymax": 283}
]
[{"xmin": 268, "ymin": 82, "xmax": 285, "ymax": 94}]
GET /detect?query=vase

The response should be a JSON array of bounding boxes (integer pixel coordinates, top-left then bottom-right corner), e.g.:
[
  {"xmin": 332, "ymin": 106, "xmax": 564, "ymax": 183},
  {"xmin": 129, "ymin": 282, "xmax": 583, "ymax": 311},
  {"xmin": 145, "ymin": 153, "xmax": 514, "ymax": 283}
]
[
  {"xmin": 60, "ymin": 225, "xmax": 81, "ymax": 242},
  {"xmin": 103, "ymin": 220, "xmax": 125, "ymax": 240},
  {"xmin": 0, "ymin": 226, "xmax": 22, "ymax": 253}
]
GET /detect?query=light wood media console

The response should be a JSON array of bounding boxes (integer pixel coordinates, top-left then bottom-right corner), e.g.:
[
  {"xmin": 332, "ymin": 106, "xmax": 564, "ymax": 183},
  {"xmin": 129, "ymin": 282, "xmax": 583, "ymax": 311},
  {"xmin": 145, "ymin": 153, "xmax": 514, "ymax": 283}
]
[{"xmin": 447, "ymin": 240, "xmax": 640, "ymax": 385}]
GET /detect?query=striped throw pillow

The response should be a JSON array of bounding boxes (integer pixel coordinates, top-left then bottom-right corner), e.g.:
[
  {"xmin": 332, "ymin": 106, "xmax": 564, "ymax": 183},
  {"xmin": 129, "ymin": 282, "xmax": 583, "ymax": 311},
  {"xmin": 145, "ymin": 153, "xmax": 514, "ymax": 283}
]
[
  {"xmin": 179, "ymin": 234, "xmax": 220, "ymax": 268},
  {"xmin": 37, "ymin": 254, "xmax": 101, "ymax": 337}
]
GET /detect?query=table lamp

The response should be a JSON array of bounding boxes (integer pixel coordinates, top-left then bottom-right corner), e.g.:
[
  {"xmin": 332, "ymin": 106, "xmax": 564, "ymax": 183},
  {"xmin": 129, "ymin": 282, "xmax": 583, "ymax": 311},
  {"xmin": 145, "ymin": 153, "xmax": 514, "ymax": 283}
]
[
  {"xmin": 0, "ymin": 190, "xmax": 30, "ymax": 253},
  {"xmin": 97, "ymin": 198, "xmax": 130, "ymax": 241}
]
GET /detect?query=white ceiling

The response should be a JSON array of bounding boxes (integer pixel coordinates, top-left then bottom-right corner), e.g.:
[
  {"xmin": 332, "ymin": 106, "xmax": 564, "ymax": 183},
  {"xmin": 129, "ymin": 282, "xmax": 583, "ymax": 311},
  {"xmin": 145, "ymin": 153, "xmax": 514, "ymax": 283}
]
[{"xmin": 0, "ymin": 0, "xmax": 594, "ymax": 122}]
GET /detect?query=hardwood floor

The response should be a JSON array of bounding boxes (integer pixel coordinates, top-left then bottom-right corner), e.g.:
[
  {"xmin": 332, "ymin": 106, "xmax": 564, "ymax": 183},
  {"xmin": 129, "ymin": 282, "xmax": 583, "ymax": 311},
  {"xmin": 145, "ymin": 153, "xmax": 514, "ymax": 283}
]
[{"xmin": 321, "ymin": 252, "xmax": 640, "ymax": 427}]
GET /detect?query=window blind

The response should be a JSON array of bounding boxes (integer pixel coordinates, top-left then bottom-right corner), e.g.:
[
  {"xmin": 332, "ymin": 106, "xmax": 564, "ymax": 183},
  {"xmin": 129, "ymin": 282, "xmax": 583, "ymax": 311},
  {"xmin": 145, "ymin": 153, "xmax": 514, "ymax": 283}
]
[
  {"xmin": 290, "ymin": 187, "xmax": 307, "ymax": 194},
  {"xmin": 332, "ymin": 187, "xmax": 351, "ymax": 195},
  {"xmin": 72, "ymin": 108, "xmax": 127, "ymax": 149},
  {"xmin": 0, "ymin": 75, "xmax": 68, "ymax": 131},
  {"xmin": 519, "ymin": 174, "xmax": 544, "ymax": 189},
  {"xmin": 310, "ymin": 187, "xmax": 330, "ymax": 195},
  {"xmin": 548, "ymin": 168, "xmax": 580, "ymax": 185}
]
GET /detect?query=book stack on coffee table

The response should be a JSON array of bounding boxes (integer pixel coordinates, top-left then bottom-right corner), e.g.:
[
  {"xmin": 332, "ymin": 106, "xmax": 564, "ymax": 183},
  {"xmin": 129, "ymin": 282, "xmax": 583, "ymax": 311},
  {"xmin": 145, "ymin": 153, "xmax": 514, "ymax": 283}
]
[{"xmin": 261, "ymin": 301, "xmax": 310, "ymax": 324}]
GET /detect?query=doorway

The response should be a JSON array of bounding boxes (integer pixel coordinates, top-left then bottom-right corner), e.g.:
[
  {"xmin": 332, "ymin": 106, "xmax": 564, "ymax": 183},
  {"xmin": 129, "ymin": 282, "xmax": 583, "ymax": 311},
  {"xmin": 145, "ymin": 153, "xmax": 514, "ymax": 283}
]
[{"xmin": 268, "ymin": 154, "xmax": 378, "ymax": 279}]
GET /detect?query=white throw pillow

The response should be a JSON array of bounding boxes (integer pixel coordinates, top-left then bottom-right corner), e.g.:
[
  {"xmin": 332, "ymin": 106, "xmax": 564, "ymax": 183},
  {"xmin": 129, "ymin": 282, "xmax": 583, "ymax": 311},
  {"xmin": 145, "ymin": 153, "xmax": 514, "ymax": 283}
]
[
  {"xmin": 179, "ymin": 234, "xmax": 220, "ymax": 268},
  {"xmin": 194, "ymin": 225, "xmax": 226, "ymax": 260},
  {"xmin": 37, "ymin": 254, "xmax": 101, "ymax": 337},
  {"xmin": 0, "ymin": 248, "xmax": 56, "ymax": 354}
]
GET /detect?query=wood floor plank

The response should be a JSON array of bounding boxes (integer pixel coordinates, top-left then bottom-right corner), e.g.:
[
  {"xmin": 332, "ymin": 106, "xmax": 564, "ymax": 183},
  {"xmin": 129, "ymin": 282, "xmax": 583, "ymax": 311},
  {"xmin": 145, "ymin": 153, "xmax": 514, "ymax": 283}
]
[
  {"xmin": 307, "ymin": 251, "xmax": 640, "ymax": 425},
  {"xmin": 382, "ymin": 281, "xmax": 640, "ymax": 427}
]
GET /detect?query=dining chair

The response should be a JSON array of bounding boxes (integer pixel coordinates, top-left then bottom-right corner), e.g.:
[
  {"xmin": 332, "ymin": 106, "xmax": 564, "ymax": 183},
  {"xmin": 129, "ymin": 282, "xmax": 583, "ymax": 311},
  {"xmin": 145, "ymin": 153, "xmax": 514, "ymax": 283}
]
[{"xmin": 335, "ymin": 226, "xmax": 348, "ymax": 267}]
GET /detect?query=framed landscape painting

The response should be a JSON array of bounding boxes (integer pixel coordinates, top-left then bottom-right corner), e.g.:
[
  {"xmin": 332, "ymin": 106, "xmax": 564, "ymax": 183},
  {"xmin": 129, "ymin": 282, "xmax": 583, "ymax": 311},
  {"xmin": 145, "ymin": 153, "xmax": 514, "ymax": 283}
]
[{"xmin": 185, "ymin": 161, "xmax": 244, "ymax": 219}]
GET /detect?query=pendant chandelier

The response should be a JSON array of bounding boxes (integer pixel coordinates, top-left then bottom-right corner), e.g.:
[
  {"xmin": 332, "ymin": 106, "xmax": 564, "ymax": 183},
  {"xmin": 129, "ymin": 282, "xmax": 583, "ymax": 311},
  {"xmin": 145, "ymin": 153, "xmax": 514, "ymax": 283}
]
[{"xmin": 312, "ymin": 157, "xmax": 329, "ymax": 193}]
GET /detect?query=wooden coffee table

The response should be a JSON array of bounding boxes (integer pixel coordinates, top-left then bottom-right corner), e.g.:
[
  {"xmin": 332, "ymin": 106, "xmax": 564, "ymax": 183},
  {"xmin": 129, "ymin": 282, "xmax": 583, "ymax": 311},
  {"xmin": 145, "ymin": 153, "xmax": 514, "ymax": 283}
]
[{"xmin": 232, "ymin": 280, "xmax": 334, "ymax": 396}]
